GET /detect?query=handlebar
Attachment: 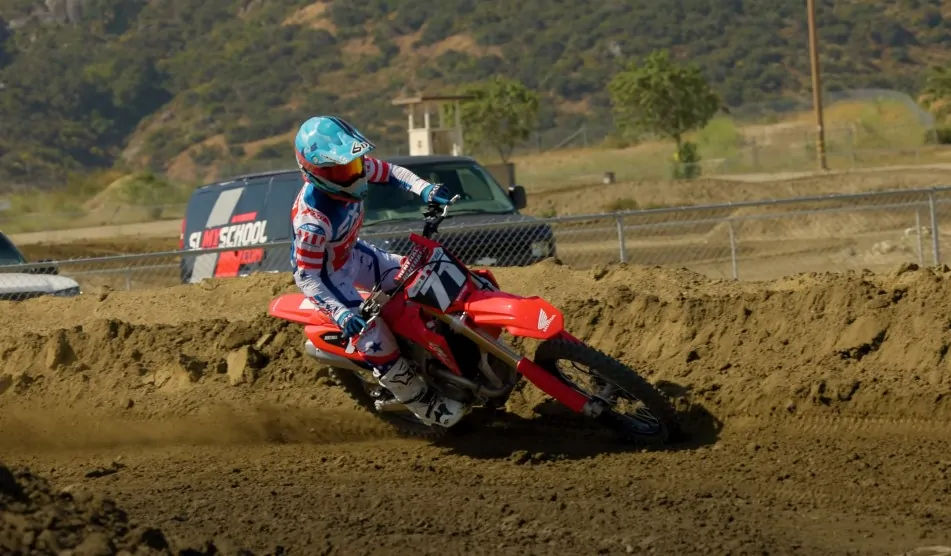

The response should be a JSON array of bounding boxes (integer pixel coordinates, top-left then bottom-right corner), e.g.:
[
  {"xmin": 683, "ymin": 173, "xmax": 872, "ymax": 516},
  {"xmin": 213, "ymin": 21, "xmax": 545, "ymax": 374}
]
[
  {"xmin": 356, "ymin": 194, "xmax": 461, "ymax": 327},
  {"xmin": 421, "ymin": 194, "xmax": 461, "ymax": 238}
]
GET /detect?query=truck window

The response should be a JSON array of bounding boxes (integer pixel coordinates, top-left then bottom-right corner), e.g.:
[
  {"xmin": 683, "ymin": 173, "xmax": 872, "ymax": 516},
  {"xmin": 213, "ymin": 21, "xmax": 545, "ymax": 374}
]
[
  {"xmin": 0, "ymin": 233, "xmax": 26, "ymax": 265},
  {"xmin": 364, "ymin": 162, "xmax": 515, "ymax": 225}
]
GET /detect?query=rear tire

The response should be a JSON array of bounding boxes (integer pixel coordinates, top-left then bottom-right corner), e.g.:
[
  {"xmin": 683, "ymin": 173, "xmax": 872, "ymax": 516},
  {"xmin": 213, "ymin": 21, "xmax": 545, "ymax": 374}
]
[
  {"xmin": 534, "ymin": 338, "xmax": 678, "ymax": 446},
  {"xmin": 330, "ymin": 367, "xmax": 451, "ymax": 441}
]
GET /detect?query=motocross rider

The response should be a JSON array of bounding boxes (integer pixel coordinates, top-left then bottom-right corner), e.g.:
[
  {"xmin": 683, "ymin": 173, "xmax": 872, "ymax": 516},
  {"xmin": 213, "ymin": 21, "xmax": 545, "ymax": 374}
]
[{"xmin": 290, "ymin": 115, "xmax": 467, "ymax": 428}]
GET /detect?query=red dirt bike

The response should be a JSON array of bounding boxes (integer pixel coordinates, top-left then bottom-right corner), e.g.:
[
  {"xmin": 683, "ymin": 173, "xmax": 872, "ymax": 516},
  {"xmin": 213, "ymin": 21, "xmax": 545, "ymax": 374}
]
[{"xmin": 267, "ymin": 197, "xmax": 678, "ymax": 444}]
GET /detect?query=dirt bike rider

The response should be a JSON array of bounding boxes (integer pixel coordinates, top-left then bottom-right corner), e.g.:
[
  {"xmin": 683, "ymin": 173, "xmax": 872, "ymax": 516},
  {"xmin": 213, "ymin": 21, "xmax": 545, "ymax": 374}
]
[{"xmin": 290, "ymin": 115, "xmax": 467, "ymax": 428}]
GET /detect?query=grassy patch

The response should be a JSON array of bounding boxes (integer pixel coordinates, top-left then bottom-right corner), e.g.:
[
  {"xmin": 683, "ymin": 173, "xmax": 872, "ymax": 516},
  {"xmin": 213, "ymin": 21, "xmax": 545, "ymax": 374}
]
[
  {"xmin": 0, "ymin": 172, "xmax": 193, "ymax": 234},
  {"xmin": 508, "ymin": 98, "xmax": 943, "ymax": 190}
]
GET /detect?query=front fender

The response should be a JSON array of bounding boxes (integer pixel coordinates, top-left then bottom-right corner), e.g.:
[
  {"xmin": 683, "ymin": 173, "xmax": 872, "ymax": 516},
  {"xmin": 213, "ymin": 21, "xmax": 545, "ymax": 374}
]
[{"xmin": 462, "ymin": 289, "xmax": 564, "ymax": 339}]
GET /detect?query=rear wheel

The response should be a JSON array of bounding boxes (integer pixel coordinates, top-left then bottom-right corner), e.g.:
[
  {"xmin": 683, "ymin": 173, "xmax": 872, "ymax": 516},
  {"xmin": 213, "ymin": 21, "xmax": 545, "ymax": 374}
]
[
  {"xmin": 330, "ymin": 367, "xmax": 451, "ymax": 441},
  {"xmin": 534, "ymin": 338, "xmax": 678, "ymax": 446}
]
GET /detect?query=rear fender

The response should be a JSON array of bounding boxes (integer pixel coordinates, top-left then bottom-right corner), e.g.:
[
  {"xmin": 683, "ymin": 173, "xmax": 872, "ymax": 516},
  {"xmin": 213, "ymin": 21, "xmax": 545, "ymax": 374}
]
[
  {"xmin": 462, "ymin": 289, "xmax": 564, "ymax": 339},
  {"xmin": 270, "ymin": 294, "xmax": 373, "ymax": 369},
  {"xmin": 303, "ymin": 324, "xmax": 373, "ymax": 367},
  {"xmin": 267, "ymin": 294, "xmax": 332, "ymax": 325},
  {"xmin": 268, "ymin": 292, "xmax": 370, "ymax": 325}
]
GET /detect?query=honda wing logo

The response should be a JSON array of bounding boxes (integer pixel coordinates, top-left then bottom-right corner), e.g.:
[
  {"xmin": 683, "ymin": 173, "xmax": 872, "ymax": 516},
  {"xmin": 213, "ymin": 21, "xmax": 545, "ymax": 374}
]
[{"xmin": 537, "ymin": 308, "xmax": 556, "ymax": 332}]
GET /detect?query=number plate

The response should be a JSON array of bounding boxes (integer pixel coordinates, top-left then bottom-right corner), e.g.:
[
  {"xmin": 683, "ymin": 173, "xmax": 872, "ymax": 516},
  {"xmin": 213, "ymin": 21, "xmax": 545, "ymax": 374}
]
[{"xmin": 406, "ymin": 247, "xmax": 468, "ymax": 311}]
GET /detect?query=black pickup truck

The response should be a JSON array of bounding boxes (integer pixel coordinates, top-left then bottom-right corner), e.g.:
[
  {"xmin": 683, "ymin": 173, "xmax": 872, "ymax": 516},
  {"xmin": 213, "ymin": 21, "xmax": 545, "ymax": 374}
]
[{"xmin": 178, "ymin": 155, "xmax": 556, "ymax": 283}]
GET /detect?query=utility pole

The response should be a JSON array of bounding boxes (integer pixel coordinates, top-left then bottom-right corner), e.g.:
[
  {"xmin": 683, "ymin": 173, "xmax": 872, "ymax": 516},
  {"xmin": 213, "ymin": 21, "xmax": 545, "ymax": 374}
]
[{"xmin": 807, "ymin": 0, "xmax": 828, "ymax": 171}]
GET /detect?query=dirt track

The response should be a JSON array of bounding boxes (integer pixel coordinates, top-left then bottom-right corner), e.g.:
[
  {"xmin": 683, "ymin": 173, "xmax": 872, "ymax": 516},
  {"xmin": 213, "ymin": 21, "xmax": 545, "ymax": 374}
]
[{"xmin": 5, "ymin": 262, "xmax": 951, "ymax": 554}]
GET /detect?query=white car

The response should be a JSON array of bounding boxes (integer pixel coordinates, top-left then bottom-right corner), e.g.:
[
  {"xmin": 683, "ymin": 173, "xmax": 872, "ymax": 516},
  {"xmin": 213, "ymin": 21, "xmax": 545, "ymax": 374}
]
[{"xmin": 0, "ymin": 231, "xmax": 82, "ymax": 301}]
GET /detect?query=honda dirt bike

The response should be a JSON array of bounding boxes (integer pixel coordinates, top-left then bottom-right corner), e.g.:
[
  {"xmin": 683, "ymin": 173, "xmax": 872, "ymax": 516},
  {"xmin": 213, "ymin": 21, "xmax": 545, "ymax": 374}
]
[{"xmin": 267, "ymin": 196, "xmax": 679, "ymax": 444}]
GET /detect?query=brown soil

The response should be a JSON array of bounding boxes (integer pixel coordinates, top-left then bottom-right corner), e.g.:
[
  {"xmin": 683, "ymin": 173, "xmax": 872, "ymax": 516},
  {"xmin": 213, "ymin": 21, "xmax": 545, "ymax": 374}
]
[
  {"xmin": 0, "ymin": 462, "xmax": 257, "ymax": 555},
  {"xmin": 5, "ymin": 263, "xmax": 951, "ymax": 554},
  {"xmin": 17, "ymin": 237, "xmax": 180, "ymax": 261}
]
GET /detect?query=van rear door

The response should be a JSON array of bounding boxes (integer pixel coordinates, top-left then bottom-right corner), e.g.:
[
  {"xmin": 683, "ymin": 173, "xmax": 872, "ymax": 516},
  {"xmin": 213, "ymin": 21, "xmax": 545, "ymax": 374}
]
[
  {"xmin": 258, "ymin": 172, "xmax": 305, "ymax": 274},
  {"xmin": 181, "ymin": 179, "xmax": 272, "ymax": 283}
]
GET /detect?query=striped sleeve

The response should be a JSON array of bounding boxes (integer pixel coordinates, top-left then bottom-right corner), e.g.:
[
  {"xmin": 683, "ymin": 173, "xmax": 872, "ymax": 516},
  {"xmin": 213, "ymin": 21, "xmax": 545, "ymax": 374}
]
[
  {"xmin": 294, "ymin": 223, "xmax": 327, "ymax": 271},
  {"xmin": 292, "ymin": 216, "xmax": 350, "ymax": 320},
  {"xmin": 364, "ymin": 156, "xmax": 430, "ymax": 196}
]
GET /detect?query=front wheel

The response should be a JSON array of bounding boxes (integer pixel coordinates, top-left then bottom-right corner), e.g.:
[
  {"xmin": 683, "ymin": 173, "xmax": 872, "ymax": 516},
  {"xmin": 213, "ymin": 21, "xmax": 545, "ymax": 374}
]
[{"xmin": 534, "ymin": 338, "xmax": 679, "ymax": 446}]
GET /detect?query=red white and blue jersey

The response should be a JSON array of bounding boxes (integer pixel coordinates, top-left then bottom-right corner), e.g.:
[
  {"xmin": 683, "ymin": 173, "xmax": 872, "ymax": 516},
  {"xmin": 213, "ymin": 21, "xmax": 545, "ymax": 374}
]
[{"xmin": 290, "ymin": 156, "xmax": 430, "ymax": 319}]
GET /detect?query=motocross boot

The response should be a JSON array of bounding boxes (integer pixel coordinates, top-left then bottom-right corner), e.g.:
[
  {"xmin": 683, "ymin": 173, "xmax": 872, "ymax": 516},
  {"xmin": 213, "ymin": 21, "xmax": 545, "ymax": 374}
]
[{"xmin": 375, "ymin": 357, "xmax": 467, "ymax": 427}]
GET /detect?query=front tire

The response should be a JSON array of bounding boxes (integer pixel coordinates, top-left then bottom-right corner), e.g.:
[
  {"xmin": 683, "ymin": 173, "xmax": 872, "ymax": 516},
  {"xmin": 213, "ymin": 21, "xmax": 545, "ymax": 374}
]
[
  {"xmin": 330, "ymin": 367, "xmax": 451, "ymax": 441},
  {"xmin": 533, "ymin": 338, "xmax": 678, "ymax": 446}
]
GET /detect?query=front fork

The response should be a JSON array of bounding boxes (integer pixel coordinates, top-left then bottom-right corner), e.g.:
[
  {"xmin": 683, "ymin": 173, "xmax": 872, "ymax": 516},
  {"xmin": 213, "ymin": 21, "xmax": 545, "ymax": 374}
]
[{"xmin": 422, "ymin": 309, "xmax": 602, "ymax": 417}]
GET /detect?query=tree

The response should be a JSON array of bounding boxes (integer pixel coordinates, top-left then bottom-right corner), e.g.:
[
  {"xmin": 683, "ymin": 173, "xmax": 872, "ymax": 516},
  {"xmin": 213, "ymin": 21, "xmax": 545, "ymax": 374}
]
[
  {"xmin": 609, "ymin": 49, "xmax": 720, "ymax": 179},
  {"xmin": 608, "ymin": 49, "xmax": 721, "ymax": 149},
  {"xmin": 919, "ymin": 65, "xmax": 951, "ymax": 121},
  {"xmin": 0, "ymin": 18, "xmax": 11, "ymax": 68},
  {"xmin": 459, "ymin": 76, "xmax": 539, "ymax": 163}
]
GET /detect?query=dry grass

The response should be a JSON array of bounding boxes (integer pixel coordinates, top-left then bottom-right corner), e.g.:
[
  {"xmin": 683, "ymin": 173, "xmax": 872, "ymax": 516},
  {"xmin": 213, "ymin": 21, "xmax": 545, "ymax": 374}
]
[
  {"xmin": 508, "ymin": 99, "xmax": 943, "ymax": 190},
  {"xmin": 520, "ymin": 167, "xmax": 951, "ymax": 218},
  {"xmin": 282, "ymin": 1, "xmax": 335, "ymax": 32}
]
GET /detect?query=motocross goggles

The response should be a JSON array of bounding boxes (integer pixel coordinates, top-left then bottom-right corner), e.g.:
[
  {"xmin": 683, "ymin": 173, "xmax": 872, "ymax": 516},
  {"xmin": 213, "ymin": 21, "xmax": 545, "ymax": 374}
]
[{"xmin": 307, "ymin": 156, "xmax": 365, "ymax": 186}]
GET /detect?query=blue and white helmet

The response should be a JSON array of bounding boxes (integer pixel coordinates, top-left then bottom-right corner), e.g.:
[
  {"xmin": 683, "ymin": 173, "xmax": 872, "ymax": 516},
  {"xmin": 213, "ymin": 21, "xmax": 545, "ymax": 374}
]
[{"xmin": 294, "ymin": 116, "xmax": 376, "ymax": 201}]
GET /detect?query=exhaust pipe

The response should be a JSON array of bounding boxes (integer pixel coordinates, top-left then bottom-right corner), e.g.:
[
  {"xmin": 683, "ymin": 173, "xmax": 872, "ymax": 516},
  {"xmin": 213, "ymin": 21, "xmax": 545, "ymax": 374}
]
[
  {"xmin": 304, "ymin": 340, "xmax": 370, "ymax": 374},
  {"xmin": 302, "ymin": 341, "xmax": 411, "ymax": 413},
  {"xmin": 431, "ymin": 368, "xmax": 511, "ymax": 398},
  {"xmin": 304, "ymin": 341, "xmax": 510, "ymax": 400}
]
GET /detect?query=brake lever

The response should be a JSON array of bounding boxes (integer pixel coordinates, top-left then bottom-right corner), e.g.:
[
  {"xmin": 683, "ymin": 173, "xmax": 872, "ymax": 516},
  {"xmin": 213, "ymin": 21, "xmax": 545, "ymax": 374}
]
[
  {"xmin": 439, "ymin": 194, "xmax": 461, "ymax": 216},
  {"xmin": 421, "ymin": 194, "xmax": 461, "ymax": 238}
]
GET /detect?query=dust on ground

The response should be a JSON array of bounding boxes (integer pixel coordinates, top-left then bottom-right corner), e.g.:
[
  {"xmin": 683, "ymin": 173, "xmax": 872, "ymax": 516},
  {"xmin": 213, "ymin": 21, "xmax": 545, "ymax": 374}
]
[
  {"xmin": 0, "ymin": 461, "xmax": 261, "ymax": 555},
  {"xmin": 5, "ymin": 262, "xmax": 951, "ymax": 554}
]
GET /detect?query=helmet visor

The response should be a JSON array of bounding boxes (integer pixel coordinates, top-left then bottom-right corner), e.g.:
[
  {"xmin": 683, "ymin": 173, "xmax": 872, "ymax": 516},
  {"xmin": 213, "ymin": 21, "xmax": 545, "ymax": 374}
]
[{"xmin": 310, "ymin": 156, "xmax": 364, "ymax": 186}]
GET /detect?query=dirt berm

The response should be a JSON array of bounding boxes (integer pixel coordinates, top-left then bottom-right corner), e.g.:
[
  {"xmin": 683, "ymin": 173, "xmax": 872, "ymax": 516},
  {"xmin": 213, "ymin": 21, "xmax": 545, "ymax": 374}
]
[
  {"xmin": 0, "ymin": 460, "xmax": 266, "ymax": 555},
  {"xmin": 3, "ymin": 259, "xmax": 951, "ymax": 435}
]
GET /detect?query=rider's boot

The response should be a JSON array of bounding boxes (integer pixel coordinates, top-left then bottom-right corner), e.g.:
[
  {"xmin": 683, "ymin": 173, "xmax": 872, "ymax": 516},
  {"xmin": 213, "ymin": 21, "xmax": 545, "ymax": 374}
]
[{"xmin": 374, "ymin": 357, "xmax": 467, "ymax": 427}]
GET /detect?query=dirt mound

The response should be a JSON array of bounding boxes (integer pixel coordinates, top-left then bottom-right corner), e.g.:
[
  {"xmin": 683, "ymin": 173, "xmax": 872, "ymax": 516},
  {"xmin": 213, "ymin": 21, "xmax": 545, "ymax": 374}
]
[
  {"xmin": 0, "ymin": 461, "xmax": 256, "ymax": 555},
  {"xmin": 0, "ymin": 272, "xmax": 396, "ymax": 450},
  {"xmin": 0, "ymin": 272, "xmax": 296, "ymax": 339},
  {"xmin": 496, "ymin": 260, "xmax": 951, "ymax": 421},
  {"xmin": 0, "ymin": 311, "xmax": 396, "ymax": 450},
  {"xmin": 5, "ymin": 260, "xmax": 951, "ymax": 441}
]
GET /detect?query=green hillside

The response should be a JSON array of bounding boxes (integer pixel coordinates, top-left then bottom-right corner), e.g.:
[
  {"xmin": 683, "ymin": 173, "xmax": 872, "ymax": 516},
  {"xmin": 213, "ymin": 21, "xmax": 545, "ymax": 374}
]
[{"xmin": 0, "ymin": 0, "xmax": 948, "ymax": 185}]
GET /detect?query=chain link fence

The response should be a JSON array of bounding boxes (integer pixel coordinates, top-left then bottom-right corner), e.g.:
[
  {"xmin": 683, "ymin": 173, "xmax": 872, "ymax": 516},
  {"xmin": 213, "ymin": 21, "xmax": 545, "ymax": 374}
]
[{"xmin": 2, "ymin": 186, "xmax": 951, "ymax": 301}]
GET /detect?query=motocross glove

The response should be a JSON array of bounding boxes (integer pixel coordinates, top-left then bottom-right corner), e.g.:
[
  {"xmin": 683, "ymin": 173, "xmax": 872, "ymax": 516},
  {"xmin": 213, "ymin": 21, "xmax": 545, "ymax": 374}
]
[
  {"xmin": 334, "ymin": 310, "xmax": 367, "ymax": 339},
  {"xmin": 421, "ymin": 183, "xmax": 452, "ymax": 206}
]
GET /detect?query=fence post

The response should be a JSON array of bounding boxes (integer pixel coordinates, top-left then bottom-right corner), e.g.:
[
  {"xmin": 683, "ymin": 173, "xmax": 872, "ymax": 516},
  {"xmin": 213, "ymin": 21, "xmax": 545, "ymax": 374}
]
[
  {"xmin": 615, "ymin": 214, "xmax": 627, "ymax": 264},
  {"xmin": 915, "ymin": 207, "xmax": 925, "ymax": 266},
  {"xmin": 125, "ymin": 269, "xmax": 132, "ymax": 291},
  {"xmin": 929, "ymin": 192, "xmax": 941, "ymax": 266},
  {"xmin": 728, "ymin": 220, "xmax": 739, "ymax": 280}
]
